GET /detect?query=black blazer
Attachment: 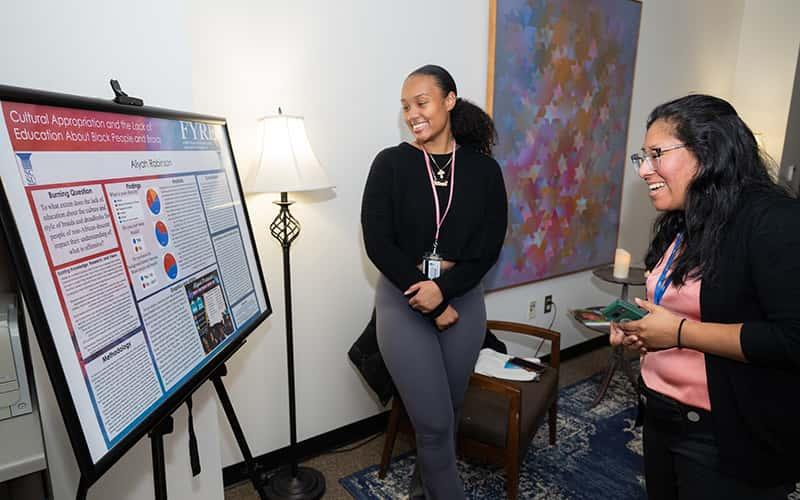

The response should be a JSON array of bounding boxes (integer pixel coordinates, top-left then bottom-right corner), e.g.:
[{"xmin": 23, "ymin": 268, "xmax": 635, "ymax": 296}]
[{"xmin": 700, "ymin": 187, "xmax": 800, "ymax": 485}]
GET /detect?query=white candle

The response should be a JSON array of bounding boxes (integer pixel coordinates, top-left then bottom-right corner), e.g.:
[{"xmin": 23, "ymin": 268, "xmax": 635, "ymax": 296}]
[{"xmin": 613, "ymin": 248, "xmax": 631, "ymax": 279}]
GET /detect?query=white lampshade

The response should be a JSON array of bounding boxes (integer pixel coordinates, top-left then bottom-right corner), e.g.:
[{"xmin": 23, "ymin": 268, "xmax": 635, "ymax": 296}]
[{"xmin": 247, "ymin": 112, "xmax": 333, "ymax": 193}]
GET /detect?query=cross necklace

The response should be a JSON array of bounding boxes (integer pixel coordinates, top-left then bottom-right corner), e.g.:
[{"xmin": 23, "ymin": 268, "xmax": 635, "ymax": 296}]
[{"xmin": 428, "ymin": 153, "xmax": 453, "ymax": 187}]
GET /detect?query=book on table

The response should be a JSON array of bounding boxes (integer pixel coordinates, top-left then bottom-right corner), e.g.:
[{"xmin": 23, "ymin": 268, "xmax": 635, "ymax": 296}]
[{"xmin": 572, "ymin": 306, "xmax": 611, "ymax": 328}]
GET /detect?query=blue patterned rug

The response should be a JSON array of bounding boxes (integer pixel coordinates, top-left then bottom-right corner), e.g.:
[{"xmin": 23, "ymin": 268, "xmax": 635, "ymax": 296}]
[
  {"xmin": 341, "ymin": 369, "xmax": 646, "ymax": 499},
  {"xmin": 341, "ymin": 368, "xmax": 800, "ymax": 499}
]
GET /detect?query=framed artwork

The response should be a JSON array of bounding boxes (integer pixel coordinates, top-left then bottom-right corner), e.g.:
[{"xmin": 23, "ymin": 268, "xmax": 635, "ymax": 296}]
[{"xmin": 484, "ymin": 0, "xmax": 642, "ymax": 291}]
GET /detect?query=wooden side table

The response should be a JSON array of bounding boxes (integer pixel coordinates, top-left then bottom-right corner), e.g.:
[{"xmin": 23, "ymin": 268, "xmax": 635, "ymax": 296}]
[{"xmin": 587, "ymin": 265, "xmax": 646, "ymax": 407}]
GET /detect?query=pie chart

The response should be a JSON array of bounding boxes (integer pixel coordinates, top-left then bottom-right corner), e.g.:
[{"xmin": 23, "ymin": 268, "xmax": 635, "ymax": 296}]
[
  {"xmin": 163, "ymin": 253, "xmax": 178, "ymax": 279},
  {"xmin": 146, "ymin": 188, "xmax": 161, "ymax": 215},
  {"xmin": 155, "ymin": 221, "xmax": 169, "ymax": 247}
]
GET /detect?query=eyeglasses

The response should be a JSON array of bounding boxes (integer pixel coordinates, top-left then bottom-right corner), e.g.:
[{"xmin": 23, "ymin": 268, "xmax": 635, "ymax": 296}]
[{"xmin": 630, "ymin": 144, "xmax": 688, "ymax": 172}]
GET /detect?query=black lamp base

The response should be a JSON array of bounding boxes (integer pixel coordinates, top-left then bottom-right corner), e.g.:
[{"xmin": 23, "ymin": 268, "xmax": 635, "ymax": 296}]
[{"xmin": 265, "ymin": 466, "xmax": 326, "ymax": 500}]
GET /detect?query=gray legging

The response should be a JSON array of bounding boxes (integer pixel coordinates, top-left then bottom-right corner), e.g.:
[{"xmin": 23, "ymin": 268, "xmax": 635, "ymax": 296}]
[{"xmin": 376, "ymin": 275, "xmax": 486, "ymax": 500}]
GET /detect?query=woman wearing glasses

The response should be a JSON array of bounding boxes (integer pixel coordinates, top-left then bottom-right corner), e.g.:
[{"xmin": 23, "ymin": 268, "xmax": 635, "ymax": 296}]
[{"xmin": 611, "ymin": 94, "xmax": 800, "ymax": 499}]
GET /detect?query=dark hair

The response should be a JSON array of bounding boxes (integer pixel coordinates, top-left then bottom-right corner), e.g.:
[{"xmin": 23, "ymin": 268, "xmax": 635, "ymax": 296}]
[
  {"xmin": 408, "ymin": 64, "xmax": 497, "ymax": 156},
  {"xmin": 644, "ymin": 94, "xmax": 785, "ymax": 286}
]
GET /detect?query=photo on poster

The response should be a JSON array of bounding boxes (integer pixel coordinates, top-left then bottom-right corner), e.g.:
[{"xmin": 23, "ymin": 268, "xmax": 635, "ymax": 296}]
[{"xmin": 184, "ymin": 270, "xmax": 234, "ymax": 354}]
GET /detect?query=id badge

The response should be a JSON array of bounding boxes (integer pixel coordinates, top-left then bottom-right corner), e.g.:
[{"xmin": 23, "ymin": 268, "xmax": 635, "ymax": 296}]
[{"xmin": 422, "ymin": 252, "xmax": 442, "ymax": 279}]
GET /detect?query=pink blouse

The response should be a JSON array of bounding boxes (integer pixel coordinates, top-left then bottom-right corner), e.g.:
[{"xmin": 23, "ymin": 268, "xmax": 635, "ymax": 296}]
[{"xmin": 640, "ymin": 239, "xmax": 711, "ymax": 410}]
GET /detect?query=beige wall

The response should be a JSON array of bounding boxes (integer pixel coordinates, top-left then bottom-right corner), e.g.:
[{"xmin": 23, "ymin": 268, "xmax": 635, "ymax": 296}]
[{"xmin": 731, "ymin": 0, "xmax": 800, "ymax": 166}]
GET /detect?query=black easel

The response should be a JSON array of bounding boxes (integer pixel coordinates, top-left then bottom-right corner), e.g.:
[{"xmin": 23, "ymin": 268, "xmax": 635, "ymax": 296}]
[
  {"xmin": 142, "ymin": 363, "xmax": 268, "ymax": 500},
  {"xmin": 212, "ymin": 364, "xmax": 268, "ymax": 499},
  {"xmin": 75, "ymin": 363, "xmax": 267, "ymax": 500},
  {"xmin": 149, "ymin": 415, "xmax": 174, "ymax": 500},
  {"xmin": 72, "ymin": 82, "xmax": 268, "ymax": 500},
  {"xmin": 75, "ymin": 477, "xmax": 88, "ymax": 500}
]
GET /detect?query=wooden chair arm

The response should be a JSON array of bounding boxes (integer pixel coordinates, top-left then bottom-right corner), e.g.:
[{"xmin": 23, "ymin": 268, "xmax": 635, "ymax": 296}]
[
  {"xmin": 469, "ymin": 373, "xmax": 521, "ymax": 400},
  {"xmin": 487, "ymin": 320, "xmax": 561, "ymax": 370}
]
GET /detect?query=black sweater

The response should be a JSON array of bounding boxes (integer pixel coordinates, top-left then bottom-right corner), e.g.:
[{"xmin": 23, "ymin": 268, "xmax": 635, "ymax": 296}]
[
  {"xmin": 698, "ymin": 188, "xmax": 800, "ymax": 485},
  {"xmin": 361, "ymin": 142, "xmax": 508, "ymax": 313}
]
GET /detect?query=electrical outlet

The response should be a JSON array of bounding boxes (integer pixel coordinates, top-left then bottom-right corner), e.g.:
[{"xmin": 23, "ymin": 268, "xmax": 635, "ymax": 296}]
[
  {"xmin": 544, "ymin": 295, "xmax": 554, "ymax": 313},
  {"xmin": 528, "ymin": 300, "xmax": 536, "ymax": 320}
]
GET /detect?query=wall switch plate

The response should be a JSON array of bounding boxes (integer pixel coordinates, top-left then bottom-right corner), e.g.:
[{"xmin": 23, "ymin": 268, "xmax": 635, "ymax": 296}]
[{"xmin": 528, "ymin": 300, "xmax": 536, "ymax": 320}]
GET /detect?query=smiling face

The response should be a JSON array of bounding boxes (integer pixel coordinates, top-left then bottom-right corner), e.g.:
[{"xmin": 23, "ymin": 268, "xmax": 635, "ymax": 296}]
[
  {"xmin": 401, "ymin": 74, "xmax": 455, "ymax": 152},
  {"xmin": 640, "ymin": 119, "xmax": 699, "ymax": 211}
]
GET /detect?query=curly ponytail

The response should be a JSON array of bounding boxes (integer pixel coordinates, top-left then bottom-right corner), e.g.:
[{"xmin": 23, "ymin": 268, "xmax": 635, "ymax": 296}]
[
  {"xmin": 408, "ymin": 65, "xmax": 497, "ymax": 156},
  {"xmin": 450, "ymin": 97, "xmax": 497, "ymax": 156}
]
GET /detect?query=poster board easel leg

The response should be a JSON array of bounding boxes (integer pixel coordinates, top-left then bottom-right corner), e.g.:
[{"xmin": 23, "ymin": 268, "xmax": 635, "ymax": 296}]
[
  {"xmin": 75, "ymin": 475, "xmax": 88, "ymax": 500},
  {"xmin": 149, "ymin": 415, "xmax": 174, "ymax": 500},
  {"xmin": 212, "ymin": 364, "xmax": 267, "ymax": 499}
]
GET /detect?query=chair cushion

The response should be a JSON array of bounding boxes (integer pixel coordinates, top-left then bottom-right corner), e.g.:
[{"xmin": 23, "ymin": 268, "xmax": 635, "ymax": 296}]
[{"xmin": 459, "ymin": 366, "xmax": 558, "ymax": 454}]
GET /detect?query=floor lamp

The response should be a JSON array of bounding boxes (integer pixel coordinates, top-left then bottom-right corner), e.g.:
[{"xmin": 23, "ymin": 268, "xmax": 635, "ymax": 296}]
[{"xmin": 247, "ymin": 109, "xmax": 332, "ymax": 499}]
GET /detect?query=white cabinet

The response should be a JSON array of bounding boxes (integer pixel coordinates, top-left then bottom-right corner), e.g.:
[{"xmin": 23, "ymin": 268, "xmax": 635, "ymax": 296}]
[{"xmin": 0, "ymin": 271, "xmax": 46, "ymax": 484}]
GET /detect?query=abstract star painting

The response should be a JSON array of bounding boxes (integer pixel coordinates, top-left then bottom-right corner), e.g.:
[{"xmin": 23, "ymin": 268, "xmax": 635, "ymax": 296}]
[{"xmin": 484, "ymin": 0, "xmax": 641, "ymax": 290}]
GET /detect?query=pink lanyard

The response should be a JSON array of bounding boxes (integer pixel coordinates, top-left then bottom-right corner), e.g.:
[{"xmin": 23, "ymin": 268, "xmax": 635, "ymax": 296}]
[{"xmin": 420, "ymin": 142, "xmax": 456, "ymax": 254}]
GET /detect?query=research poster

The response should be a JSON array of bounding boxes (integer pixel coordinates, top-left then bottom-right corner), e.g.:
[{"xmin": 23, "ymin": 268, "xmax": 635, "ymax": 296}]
[{"xmin": 0, "ymin": 99, "xmax": 268, "ymax": 464}]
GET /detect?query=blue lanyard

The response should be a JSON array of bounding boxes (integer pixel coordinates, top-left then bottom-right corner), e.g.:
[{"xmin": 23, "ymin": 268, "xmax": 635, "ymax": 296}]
[{"xmin": 653, "ymin": 233, "xmax": 682, "ymax": 305}]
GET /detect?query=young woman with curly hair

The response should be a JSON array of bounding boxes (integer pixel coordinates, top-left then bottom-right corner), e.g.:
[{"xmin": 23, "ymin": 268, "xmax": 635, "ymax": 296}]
[{"xmin": 361, "ymin": 65, "xmax": 508, "ymax": 499}]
